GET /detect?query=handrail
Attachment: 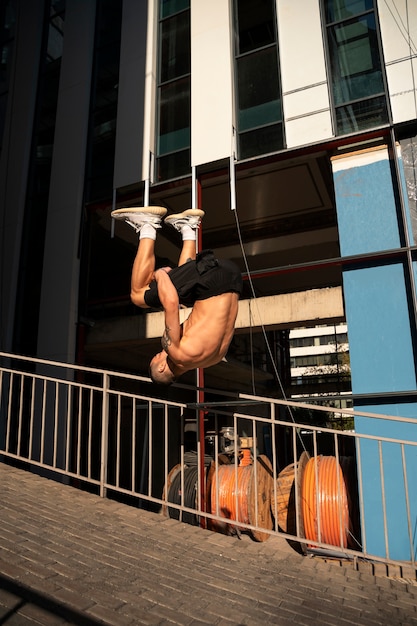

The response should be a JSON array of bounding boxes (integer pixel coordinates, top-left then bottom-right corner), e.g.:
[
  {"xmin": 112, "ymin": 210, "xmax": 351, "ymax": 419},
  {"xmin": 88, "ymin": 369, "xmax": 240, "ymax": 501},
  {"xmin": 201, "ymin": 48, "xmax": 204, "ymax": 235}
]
[{"xmin": 1, "ymin": 351, "xmax": 416, "ymax": 570}]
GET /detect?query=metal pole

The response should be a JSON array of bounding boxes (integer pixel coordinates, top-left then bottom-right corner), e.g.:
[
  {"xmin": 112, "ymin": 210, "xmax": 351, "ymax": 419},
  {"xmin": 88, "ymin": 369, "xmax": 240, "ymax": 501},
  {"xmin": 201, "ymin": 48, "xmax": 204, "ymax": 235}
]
[
  {"xmin": 192, "ymin": 166, "xmax": 206, "ymax": 525},
  {"xmin": 144, "ymin": 151, "xmax": 153, "ymax": 206},
  {"xmin": 230, "ymin": 128, "xmax": 237, "ymax": 211},
  {"xmin": 111, "ymin": 188, "xmax": 116, "ymax": 238},
  {"xmin": 192, "ymin": 165, "xmax": 197, "ymax": 210}
]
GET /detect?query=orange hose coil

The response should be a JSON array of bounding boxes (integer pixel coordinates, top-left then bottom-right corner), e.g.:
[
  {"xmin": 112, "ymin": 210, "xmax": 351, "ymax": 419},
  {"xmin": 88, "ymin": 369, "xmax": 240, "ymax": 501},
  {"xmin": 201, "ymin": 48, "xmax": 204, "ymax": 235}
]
[
  {"xmin": 301, "ymin": 455, "xmax": 350, "ymax": 548},
  {"xmin": 210, "ymin": 465, "xmax": 252, "ymax": 529},
  {"xmin": 239, "ymin": 449, "xmax": 252, "ymax": 466}
]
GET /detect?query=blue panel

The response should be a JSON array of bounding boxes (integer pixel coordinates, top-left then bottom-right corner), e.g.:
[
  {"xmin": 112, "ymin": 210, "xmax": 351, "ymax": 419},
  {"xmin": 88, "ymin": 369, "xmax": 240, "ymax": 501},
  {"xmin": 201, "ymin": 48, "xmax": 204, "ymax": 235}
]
[
  {"xmin": 334, "ymin": 156, "xmax": 400, "ymax": 256},
  {"xmin": 397, "ymin": 151, "xmax": 414, "ymax": 241},
  {"xmin": 333, "ymin": 148, "xmax": 417, "ymax": 561},
  {"xmin": 355, "ymin": 407, "xmax": 417, "ymax": 561},
  {"xmin": 343, "ymin": 263, "xmax": 416, "ymax": 394}
]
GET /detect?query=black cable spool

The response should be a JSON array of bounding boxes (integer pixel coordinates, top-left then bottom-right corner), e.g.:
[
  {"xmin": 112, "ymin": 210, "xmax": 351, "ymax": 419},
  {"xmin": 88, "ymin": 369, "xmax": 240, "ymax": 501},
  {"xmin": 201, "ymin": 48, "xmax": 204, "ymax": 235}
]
[{"xmin": 167, "ymin": 466, "xmax": 201, "ymax": 526}]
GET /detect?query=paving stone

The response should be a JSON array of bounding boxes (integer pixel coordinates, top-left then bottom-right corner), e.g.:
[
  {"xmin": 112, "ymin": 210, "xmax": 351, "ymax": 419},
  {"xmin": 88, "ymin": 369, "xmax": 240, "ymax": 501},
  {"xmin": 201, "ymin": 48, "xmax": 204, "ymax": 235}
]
[
  {"xmin": 17, "ymin": 602, "xmax": 69, "ymax": 625},
  {"xmin": 2, "ymin": 462, "xmax": 417, "ymax": 626}
]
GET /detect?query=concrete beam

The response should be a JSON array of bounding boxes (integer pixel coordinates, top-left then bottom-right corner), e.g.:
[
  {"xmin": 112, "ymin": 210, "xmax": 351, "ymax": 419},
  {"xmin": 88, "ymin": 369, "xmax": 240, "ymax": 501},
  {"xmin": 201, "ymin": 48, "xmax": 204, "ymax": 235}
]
[
  {"xmin": 235, "ymin": 286, "xmax": 344, "ymax": 332},
  {"xmin": 86, "ymin": 287, "xmax": 344, "ymax": 346}
]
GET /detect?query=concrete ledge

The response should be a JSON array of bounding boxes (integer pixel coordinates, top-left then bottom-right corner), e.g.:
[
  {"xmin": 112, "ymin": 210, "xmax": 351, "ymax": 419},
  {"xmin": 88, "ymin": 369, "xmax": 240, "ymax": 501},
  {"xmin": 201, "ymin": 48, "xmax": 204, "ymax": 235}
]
[{"xmin": 86, "ymin": 286, "xmax": 344, "ymax": 345}]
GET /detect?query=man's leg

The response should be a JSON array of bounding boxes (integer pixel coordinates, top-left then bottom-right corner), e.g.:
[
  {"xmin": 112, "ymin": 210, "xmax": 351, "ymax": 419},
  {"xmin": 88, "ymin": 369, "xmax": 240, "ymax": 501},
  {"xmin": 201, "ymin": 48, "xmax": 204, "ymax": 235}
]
[
  {"xmin": 165, "ymin": 209, "xmax": 204, "ymax": 266},
  {"xmin": 131, "ymin": 237, "xmax": 156, "ymax": 295},
  {"xmin": 111, "ymin": 206, "xmax": 167, "ymax": 306}
]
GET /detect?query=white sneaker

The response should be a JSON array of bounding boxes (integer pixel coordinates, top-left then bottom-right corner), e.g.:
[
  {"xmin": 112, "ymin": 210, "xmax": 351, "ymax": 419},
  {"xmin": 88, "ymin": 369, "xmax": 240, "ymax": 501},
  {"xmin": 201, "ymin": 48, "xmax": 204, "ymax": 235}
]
[
  {"xmin": 164, "ymin": 209, "xmax": 205, "ymax": 232},
  {"xmin": 111, "ymin": 206, "xmax": 167, "ymax": 233}
]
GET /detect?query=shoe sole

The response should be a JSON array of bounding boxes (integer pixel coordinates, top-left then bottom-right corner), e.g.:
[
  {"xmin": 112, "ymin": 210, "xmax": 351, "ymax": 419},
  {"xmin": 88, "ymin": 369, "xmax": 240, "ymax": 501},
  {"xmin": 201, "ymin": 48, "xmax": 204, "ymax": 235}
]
[
  {"xmin": 111, "ymin": 206, "xmax": 167, "ymax": 219},
  {"xmin": 165, "ymin": 209, "xmax": 205, "ymax": 222}
]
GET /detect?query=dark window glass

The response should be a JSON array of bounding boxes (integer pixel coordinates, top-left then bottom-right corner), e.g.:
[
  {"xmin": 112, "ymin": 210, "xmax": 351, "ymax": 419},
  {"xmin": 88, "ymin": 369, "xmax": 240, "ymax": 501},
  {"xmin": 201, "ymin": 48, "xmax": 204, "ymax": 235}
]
[
  {"xmin": 160, "ymin": 12, "xmax": 190, "ymax": 82},
  {"xmin": 156, "ymin": 2, "xmax": 190, "ymax": 180},
  {"xmin": 13, "ymin": 0, "xmax": 66, "ymax": 355},
  {"xmin": 0, "ymin": 40, "xmax": 13, "ymax": 92},
  {"xmin": 239, "ymin": 123, "xmax": 284, "ymax": 160},
  {"xmin": 237, "ymin": 47, "xmax": 281, "ymax": 131},
  {"xmin": 84, "ymin": 0, "xmax": 121, "ymax": 202},
  {"xmin": 158, "ymin": 77, "xmax": 190, "ymax": 155},
  {"xmin": 234, "ymin": 0, "xmax": 283, "ymax": 158},
  {"xmin": 236, "ymin": 0, "xmax": 276, "ymax": 54},
  {"xmin": 323, "ymin": 0, "xmax": 388, "ymax": 134},
  {"xmin": 0, "ymin": 0, "xmax": 17, "ymax": 147},
  {"xmin": 335, "ymin": 95, "xmax": 388, "ymax": 133},
  {"xmin": 160, "ymin": 0, "xmax": 189, "ymax": 20},
  {"xmin": 328, "ymin": 14, "xmax": 384, "ymax": 105},
  {"xmin": 156, "ymin": 147, "xmax": 190, "ymax": 182},
  {"xmin": 47, "ymin": 2, "xmax": 64, "ymax": 62},
  {"xmin": 325, "ymin": 0, "xmax": 373, "ymax": 22}
]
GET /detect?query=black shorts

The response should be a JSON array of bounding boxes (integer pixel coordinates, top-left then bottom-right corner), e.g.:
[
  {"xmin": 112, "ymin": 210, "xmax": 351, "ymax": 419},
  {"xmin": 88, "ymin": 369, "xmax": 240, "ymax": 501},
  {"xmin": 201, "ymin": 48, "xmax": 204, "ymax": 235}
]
[{"xmin": 144, "ymin": 249, "xmax": 242, "ymax": 309}]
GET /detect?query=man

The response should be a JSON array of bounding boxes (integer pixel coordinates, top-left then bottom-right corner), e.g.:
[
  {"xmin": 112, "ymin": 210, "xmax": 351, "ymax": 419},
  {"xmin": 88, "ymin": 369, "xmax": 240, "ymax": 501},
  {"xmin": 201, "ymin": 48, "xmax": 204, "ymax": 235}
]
[{"xmin": 111, "ymin": 206, "xmax": 242, "ymax": 385}]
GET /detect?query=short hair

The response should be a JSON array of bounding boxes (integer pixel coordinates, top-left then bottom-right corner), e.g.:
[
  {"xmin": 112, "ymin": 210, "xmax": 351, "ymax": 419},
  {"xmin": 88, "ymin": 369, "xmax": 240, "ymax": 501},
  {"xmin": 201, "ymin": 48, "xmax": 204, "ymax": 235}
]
[{"xmin": 149, "ymin": 360, "xmax": 176, "ymax": 386}]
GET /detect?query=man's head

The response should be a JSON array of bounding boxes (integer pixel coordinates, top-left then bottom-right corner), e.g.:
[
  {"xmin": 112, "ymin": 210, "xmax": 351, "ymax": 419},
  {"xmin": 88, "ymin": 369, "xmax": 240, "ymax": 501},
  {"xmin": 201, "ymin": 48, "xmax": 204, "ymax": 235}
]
[{"xmin": 149, "ymin": 351, "xmax": 177, "ymax": 385}]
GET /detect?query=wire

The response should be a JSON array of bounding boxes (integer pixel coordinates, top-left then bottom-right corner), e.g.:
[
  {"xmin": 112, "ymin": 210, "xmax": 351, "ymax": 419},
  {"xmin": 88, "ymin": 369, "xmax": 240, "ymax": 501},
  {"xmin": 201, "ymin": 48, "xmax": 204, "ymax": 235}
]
[
  {"xmin": 233, "ymin": 208, "xmax": 289, "ymax": 400},
  {"xmin": 382, "ymin": 0, "xmax": 417, "ymax": 58},
  {"xmin": 232, "ymin": 205, "xmax": 307, "ymax": 453},
  {"xmin": 248, "ymin": 300, "xmax": 256, "ymax": 396}
]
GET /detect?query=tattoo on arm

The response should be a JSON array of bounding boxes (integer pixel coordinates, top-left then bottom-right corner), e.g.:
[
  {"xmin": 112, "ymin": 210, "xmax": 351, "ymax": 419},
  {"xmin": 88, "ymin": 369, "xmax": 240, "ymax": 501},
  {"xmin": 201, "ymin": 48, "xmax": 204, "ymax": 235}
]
[{"xmin": 161, "ymin": 326, "xmax": 172, "ymax": 352}]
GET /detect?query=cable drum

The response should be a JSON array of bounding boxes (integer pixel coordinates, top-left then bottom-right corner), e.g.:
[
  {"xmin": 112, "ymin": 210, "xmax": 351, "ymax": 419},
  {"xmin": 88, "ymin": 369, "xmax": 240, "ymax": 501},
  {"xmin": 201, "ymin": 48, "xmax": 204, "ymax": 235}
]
[
  {"xmin": 272, "ymin": 451, "xmax": 309, "ymax": 537},
  {"xmin": 166, "ymin": 465, "xmax": 206, "ymax": 526},
  {"xmin": 301, "ymin": 455, "xmax": 355, "ymax": 549},
  {"xmin": 208, "ymin": 455, "xmax": 273, "ymax": 541}
]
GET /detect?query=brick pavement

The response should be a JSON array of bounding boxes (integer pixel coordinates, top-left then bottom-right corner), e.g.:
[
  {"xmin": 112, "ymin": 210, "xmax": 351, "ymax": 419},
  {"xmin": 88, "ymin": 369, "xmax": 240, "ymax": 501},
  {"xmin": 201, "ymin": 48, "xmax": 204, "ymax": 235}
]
[{"xmin": 0, "ymin": 462, "xmax": 416, "ymax": 626}]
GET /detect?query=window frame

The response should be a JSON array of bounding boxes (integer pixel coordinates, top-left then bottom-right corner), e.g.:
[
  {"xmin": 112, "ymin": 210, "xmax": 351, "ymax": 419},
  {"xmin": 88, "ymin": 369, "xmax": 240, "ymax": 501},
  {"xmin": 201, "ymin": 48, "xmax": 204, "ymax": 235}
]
[
  {"xmin": 232, "ymin": 0, "xmax": 285, "ymax": 160},
  {"xmin": 321, "ymin": 0, "xmax": 391, "ymax": 136},
  {"xmin": 155, "ymin": 2, "xmax": 191, "ymax": 182}
]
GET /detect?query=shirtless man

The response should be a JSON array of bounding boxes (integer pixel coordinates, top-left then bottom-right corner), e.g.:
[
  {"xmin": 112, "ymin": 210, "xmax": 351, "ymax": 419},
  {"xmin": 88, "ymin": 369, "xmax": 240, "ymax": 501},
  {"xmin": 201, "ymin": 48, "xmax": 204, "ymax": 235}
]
[{"xmin": 111, "ymin": 206, "xmax": 242, "ymax": 385}]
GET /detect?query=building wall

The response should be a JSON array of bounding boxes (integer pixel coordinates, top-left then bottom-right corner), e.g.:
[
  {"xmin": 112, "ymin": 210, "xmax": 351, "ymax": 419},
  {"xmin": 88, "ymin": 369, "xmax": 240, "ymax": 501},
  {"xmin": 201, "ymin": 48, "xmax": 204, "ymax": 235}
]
[
  {"xmin": 332, "ymin": 146, "xmax": 417, "ymax": 560},
  {"xmin": 0, "ymin": 0, "xmax": 44, "ymax": 352},
  {"xmin": 114, "ymin": 0, "xmax": 149, "ymax": 188},
  {"xmin": 191, "ymin": 0, "xmax": 234, "ymax": 166},
  {"xmin": 277, "ymin": 0, "xmax": 333, "ymax": 147},
  {"xmin": 377, "ymin": 0, "xmax": 417, "ymax": 124},
  {"xmin": 110, "ymin": 0, "xmax": 417, "ymax": 187},
  {"xmin": 37, "ymin": 0, "xmax": 96, "ymax": 362}
]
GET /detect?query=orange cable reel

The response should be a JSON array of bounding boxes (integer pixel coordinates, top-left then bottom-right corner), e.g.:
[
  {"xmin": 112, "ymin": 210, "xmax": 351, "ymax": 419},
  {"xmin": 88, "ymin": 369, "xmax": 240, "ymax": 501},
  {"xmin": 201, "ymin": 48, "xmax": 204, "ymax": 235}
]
[{"xmin": 301, "ymin": 455, "xmax": 351, "ymax": 549}]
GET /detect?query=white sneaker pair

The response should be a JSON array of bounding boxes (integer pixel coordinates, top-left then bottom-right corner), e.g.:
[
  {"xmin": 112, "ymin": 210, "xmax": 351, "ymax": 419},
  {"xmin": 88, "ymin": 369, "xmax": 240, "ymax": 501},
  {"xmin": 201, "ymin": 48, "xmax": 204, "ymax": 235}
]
[{"xmin": 111, "ymin": 206, "xmax": 204, "ymax": 234}]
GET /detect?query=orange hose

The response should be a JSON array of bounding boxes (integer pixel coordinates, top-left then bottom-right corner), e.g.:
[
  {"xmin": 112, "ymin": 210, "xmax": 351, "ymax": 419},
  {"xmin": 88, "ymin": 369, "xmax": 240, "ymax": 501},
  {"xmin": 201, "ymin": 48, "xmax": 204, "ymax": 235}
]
[
  {"xmin": 211, "ymin": 465, "xmax": 252, "ymax": 529},
  {"xmin": 301, "ymin": 455, "xmax": 350, "ymax": 549},
  {"xmin": 301, "ymin": 454, "xmax": 319, "ymax": 541},
  {"xmin": 239, "ymin": 449, "xmax": 252, "ymax": 466}
]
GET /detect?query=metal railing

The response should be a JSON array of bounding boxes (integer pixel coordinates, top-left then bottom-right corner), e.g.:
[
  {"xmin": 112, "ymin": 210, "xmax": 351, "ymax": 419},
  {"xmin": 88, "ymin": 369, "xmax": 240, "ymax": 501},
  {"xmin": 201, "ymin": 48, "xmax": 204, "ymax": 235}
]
[{"xmin": 1, "ymin": 351, "xmax": 416, "ymax": 571}]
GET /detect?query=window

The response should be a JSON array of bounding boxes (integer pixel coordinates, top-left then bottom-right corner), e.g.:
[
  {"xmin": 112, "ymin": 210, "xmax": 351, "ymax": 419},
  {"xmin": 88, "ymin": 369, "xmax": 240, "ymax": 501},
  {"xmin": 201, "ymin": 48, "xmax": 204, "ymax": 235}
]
[
  {"xmin": 323, "ymin": 0, "xmax": 389, "ymax": 134},
  {"xmin": 0, "ymin": 0, "xmax": 16, "ymax": 149},
  {"xmin": 156, "ymin": 0, "xmax": 190, "ymax": 181},
  {"xmin": 13, "ymin": 0, "xmax": 66, "ymax": 355},
  {"xmin": 234, "ymin": 0, "xmax": 283, "ymax": 159},
  {"xmin": 84, "ymin": 0, "xmax": 122, "ymax": 203}
]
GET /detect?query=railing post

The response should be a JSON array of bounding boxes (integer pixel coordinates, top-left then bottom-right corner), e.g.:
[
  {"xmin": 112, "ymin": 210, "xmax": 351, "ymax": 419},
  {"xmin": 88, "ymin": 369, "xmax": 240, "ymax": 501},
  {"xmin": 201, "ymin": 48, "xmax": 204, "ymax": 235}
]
[{"xmin": 100, "ymin": 373, "xmax": 110, "ymax": 498}]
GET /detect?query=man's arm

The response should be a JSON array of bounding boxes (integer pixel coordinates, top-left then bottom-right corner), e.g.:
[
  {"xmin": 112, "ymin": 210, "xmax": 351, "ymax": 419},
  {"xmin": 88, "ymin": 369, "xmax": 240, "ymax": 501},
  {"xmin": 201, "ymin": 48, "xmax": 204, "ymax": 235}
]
[{"xmin": 154, "ymin": 269, "xmax": 182, "ymax": 352}]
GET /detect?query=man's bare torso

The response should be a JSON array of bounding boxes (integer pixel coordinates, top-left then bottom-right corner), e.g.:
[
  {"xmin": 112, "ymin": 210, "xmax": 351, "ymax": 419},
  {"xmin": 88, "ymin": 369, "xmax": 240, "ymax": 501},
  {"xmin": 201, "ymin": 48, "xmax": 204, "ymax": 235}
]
[{"xmin": 179, "ymin": 292, "xmax": 239, "ymax": 369}]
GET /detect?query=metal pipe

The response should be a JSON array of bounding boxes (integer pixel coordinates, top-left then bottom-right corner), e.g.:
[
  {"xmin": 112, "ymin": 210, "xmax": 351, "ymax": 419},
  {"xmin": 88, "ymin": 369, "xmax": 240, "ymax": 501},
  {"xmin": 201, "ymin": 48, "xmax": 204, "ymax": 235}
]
[{"xmin": 230, "ymin": 129, "xmax": 237, "ymax": 211}]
